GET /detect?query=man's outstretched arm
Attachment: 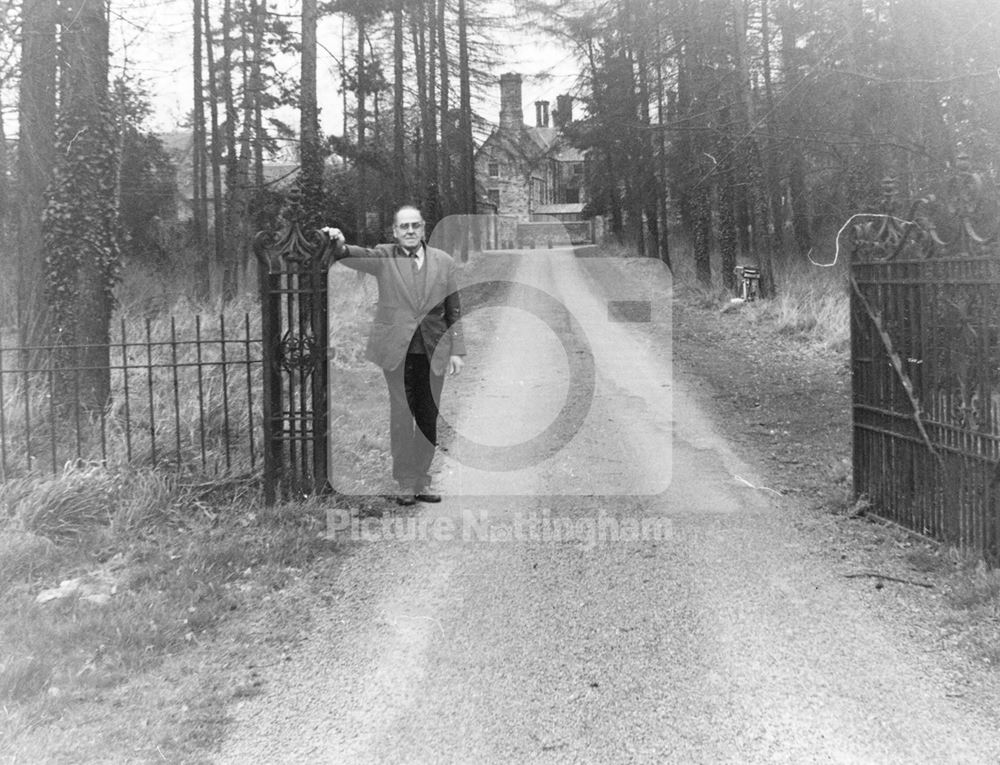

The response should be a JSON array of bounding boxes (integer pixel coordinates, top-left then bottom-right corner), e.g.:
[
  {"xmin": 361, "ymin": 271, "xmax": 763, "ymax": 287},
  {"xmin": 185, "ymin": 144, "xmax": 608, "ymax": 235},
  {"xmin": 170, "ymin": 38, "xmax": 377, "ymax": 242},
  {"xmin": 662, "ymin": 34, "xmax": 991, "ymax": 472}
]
[{"xmin": 321, "ymin": 227, "xmax": 382, "ymax": 273}]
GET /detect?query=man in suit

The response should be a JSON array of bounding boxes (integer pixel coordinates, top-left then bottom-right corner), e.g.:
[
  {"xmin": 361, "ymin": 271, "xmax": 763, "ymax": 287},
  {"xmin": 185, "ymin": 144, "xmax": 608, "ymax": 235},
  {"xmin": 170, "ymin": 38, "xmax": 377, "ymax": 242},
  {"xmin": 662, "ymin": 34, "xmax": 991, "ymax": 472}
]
[{"xmin": 323, "ymin": 206, "xmax": 465, "ymax": 505}]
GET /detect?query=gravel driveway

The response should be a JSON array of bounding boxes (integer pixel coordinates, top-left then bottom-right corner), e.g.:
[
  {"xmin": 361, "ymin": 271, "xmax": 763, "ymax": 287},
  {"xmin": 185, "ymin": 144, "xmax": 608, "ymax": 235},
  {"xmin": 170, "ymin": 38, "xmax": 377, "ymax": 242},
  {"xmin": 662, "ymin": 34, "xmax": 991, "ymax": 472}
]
[{"xmin": 217, "ymin": 249, "xmax": 1000, "ymax": 763}]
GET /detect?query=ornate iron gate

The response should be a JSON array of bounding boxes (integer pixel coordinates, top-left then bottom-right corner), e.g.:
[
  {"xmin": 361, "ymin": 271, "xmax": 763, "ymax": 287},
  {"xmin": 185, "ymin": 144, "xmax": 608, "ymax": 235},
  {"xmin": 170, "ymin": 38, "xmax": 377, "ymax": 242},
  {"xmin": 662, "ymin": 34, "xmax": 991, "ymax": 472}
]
[
  {"xmin": 851, "ymin": 165, "xmax": 1000, "ymax": 562},
  {"xmin": 255, "ymin": 195, "xmax": 330, "ymax": 504}
]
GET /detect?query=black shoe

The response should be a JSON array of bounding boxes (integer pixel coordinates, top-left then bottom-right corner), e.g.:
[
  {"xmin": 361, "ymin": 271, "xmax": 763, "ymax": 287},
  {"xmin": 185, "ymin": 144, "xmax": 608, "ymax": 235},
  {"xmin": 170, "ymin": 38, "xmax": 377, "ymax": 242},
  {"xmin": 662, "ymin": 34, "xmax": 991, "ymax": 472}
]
[
  {"xmin": 415, "ymin": 492, "xmax": 441, "ymax": 503},
  {"xmin": 395, "ymin": 493, "xmax": 417, "ymax": 506}
]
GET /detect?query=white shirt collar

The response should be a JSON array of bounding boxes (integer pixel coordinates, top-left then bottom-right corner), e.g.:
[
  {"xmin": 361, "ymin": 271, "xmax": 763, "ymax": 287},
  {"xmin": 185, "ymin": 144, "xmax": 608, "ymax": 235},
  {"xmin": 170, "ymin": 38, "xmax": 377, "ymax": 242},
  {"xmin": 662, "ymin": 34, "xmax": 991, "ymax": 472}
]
[{"xmin": 403, "ymin": 243, "xmax": 424, "ymax": 269}]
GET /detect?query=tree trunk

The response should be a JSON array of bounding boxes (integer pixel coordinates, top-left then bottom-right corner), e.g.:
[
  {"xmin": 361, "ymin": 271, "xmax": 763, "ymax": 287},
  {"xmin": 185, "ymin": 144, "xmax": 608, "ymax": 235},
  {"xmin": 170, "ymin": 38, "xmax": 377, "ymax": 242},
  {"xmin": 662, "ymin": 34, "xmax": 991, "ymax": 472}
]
[
  {"xmin": 355, "ymin": 10, "xmax": 367, "ymax": 241},
  {"xmin": 202, "ymin": 0, "xmax": 226, "ymax": 289},
  {"xmin": 731, "ymin": 0, "xmax": 775, "ymax": 297},
  {"xmin": 410, "ymin": 6, "xmax": 427, "ymax": 210},
  {"xmin": 437, "ymin": 0, "xmax": 451, "ymax": 215},
  {"xmin": 634, "ymin": 29, "xmax": 661, "ymax": 260},
  {"xmin": 457, "ymin": 0, "xmax": 475, "ymax": 216},
  {"xmin": 222, "ymin": 0, "xmax": 258, "ymax": 301},
  {"xmin": 759, "ymin": 0, "xmax": 785, "ymax": 265},
  {"xmin": 250, "ymin": 1, "xmax": 265, "ymax": 282},
  {"xmin": 777, "ymin": 0, "xmax": 811, "ymax": 254},
  {"xmin": 300, "ymin": 0, "xmax": 323, "ymax": 229},
  {"xmin": 654, "ymin": 15, "xmax": 671, "ymax": 270},
  {"xmin": 220, "ymin": 0, "xmax": 241, "ymax": 285},
  {"xmin": 16, "ymin": 0, "xmax": 57, "ymax": 351},
  {"xmin": 222, "ymin": 0, "xmax": 237, "ymax": 203},
  {"xmin": 423, "ymin": 0, "xmax": 441, "ymax": 228},
  {"xmin": 692, "ymin": 182, "xmax": 712, "ymax": 286},
  {"xmin": 843, "ymin": 0, "xmax": 878, "ymax": 213},
  {"xmin": 718, "ymin": 111, "xmax": 738, "ymax": 291},
  {"xmin": 392, "ymin": 0, "xmax": 407, "ymax": 208},
  {"xmin": 341, "ymin": 21, "xmax": 348, "ymax": 141},
  {"xmin": 44, "ymin": 0, "xmax": 119, "ymax": 412},
  {"xmin": 192, "ymin": 0, "xmax": 209, "ymax": 296}
]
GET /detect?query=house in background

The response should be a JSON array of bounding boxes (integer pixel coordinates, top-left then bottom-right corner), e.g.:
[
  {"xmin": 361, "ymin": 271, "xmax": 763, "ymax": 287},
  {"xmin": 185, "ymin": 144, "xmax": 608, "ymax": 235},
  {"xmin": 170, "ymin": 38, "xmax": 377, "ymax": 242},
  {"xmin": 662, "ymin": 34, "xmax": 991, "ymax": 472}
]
[{"xmin": 475, "ymin": 73, "xmax": 594, "ymax": 247}]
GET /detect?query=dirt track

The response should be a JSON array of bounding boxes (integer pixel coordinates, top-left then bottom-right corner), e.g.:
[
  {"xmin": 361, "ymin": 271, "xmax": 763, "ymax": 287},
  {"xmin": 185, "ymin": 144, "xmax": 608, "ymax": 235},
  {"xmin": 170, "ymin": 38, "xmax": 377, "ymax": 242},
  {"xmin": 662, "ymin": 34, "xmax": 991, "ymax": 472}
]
[{"xmin": 217, "ymin": 249, "xmax": 1000, "ymax": 763}]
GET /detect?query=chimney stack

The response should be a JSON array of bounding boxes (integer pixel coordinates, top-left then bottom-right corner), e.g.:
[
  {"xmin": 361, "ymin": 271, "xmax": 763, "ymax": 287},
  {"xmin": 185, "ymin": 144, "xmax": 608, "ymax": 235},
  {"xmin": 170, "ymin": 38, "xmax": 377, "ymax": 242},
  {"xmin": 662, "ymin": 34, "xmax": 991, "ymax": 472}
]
[
  {"xmin": 499, "ymin": 73, "xmax": 523, "ymax": 130},
  {"xmin": 535, "ymin": 100, "xmax": 550, "ymax": 127},
  {"xmin": 554, "ymin": 94, "xmax": 573, "ymax": 129}
]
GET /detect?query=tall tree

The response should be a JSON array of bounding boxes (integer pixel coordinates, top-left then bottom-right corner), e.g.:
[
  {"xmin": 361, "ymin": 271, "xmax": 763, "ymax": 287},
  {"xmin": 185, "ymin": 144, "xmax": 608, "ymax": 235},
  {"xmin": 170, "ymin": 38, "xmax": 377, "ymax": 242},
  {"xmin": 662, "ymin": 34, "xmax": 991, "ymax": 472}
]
[
  {"xmin": 457, "ymin": 0, "xmax": 476, "ymax": 215},
  {"xmin": 355, "ymin": 4, "xmax": 367, "ymax": 239},
  {"xmin": 221, "ymin": 0, "xmax": 237, "ymax": 201},
  {"xmin": 416, "ymin": 0, "xmax": 441, "ymax": 226},
  {"xmin": 191, "ymin": 0, "xmax": 209, "ymax": 294},
  {"xmin": 392, "ymin": 0, "xmax": 407, "ymax": 207},
  {"xmin": 777, "ymin": 0, "xmax": 811, "ymax": 256},
  {"xmin": 653, "ymin": 10, "xmax": 671, "ymax": 269},
  {"xmin": 299, "ymin": 0, "xmax": 324, "ymax": 228},
  {"xmin": 42, "ymin": 0, "xmax": 119, "ymax": 411},
  {"xmin": 437, "ymin": 0, "xmax": 452, "ymax": 213},
  {"xmin": 221, "ymin": 0, "xmax": 263, "ymax": 299},
  {"xmin": 730, "ymin": 0, "xmax": 775, "ymax": 296},
  {"xmin": 16, "ymin": 0, "xmax": 56, "ymax": 349},
  {"xmin": 203, "ymin": 0, "xmax": 225, "ymax": 280}
]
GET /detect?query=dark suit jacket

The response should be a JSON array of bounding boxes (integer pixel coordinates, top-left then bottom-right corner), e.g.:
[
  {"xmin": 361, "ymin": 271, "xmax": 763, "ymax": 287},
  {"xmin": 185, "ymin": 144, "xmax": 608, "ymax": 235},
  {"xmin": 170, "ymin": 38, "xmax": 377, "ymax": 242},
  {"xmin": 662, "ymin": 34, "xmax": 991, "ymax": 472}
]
[{"xmin": 335, "ymin": 242, "xmax": 466, "ymax": 375}]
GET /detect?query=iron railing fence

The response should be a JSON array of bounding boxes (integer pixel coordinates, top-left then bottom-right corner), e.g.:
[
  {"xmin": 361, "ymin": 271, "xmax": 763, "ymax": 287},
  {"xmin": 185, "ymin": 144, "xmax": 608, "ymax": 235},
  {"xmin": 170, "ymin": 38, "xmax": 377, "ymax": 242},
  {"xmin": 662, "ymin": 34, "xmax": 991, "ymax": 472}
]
[
  {"xmin": 0, "ymin": 313, "xmax": 262, "ymax": 481},
  {"xmin": 851, "ymin": 167, "xmax": 1000, "ymax": 563}
]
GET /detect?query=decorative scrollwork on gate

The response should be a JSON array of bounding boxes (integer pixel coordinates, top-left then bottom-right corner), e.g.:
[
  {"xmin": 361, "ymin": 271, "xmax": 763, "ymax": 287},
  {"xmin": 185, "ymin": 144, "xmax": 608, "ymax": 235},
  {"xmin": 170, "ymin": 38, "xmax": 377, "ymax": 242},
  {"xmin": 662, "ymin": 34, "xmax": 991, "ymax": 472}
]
[
  {"xmin": 852, "ymin": 154, "xmax": 1000, "ymax": 262},
  {"xmin": 277, "ymin": 330, "xmax": 319, "ymax": 376}
]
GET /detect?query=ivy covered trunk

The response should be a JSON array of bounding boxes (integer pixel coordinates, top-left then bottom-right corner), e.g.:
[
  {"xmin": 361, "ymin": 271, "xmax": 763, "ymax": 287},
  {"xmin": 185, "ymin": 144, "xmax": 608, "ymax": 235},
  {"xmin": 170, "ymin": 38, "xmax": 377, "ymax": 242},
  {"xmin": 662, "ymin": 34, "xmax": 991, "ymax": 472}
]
[{"xmin": 42, "ymin": 0, "xmax": 119, "ymax": 413}]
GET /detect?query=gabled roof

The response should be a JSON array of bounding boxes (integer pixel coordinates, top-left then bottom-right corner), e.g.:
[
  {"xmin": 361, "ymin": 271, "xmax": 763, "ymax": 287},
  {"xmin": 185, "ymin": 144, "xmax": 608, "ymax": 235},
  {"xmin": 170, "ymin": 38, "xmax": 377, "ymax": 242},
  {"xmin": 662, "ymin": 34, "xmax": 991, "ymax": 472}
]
[
  {"xmin": 523, "ymin": 126, "xmax": 560, "ymax": 152},
  {"xmin": 477, "ymin": 124, "xmax": 584, "ymax": 164}
]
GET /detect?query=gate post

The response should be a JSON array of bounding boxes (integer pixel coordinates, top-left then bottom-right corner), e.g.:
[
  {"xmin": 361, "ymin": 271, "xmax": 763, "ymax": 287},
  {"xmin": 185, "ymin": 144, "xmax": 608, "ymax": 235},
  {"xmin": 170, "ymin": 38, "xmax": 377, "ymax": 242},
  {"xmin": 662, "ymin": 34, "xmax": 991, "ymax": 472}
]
[{"xmin": 255, "ymin": 192, "xmax": 330, "ymax": 504}]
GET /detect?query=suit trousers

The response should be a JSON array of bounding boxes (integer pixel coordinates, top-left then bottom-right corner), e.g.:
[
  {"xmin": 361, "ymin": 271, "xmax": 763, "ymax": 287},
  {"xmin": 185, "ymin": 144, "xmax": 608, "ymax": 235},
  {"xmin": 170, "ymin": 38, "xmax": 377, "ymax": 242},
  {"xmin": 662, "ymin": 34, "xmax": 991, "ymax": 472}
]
[{"xmin": 383, "ymin": 353, "xmax": 444, "ymax": 490}]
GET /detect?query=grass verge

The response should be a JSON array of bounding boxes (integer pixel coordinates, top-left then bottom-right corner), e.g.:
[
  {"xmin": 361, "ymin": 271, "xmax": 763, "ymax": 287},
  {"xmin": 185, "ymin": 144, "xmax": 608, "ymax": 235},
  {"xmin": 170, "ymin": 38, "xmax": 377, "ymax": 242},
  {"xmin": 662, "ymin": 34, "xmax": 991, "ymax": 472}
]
[{"xmin": 0, "ymin": 465, "xmax": 352, "ymax": 762}]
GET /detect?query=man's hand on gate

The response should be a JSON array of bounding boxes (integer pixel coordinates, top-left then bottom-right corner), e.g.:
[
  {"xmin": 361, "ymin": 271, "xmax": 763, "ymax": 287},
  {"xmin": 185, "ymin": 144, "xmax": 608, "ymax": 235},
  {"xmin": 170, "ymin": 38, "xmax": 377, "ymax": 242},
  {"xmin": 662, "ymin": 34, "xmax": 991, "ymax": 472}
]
[{"xmin": 320, "ymin": 227, "xmax": 346, "ymax": 255}]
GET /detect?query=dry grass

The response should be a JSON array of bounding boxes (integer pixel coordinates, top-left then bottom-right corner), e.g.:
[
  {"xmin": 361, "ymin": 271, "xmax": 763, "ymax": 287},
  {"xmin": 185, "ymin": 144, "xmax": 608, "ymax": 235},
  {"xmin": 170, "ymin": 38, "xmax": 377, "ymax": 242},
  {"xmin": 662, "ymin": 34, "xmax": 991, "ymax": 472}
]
[
  {"xmin": 742, "ymin": 262, "xmax": 850, "ymax": 352},
  {"xmin": 667, "ymin": 231, "xmax": 851, "ymax": 352},
  {"xmin": 1, "ymin": 463, "xmax": 118, "ymax": 539}
]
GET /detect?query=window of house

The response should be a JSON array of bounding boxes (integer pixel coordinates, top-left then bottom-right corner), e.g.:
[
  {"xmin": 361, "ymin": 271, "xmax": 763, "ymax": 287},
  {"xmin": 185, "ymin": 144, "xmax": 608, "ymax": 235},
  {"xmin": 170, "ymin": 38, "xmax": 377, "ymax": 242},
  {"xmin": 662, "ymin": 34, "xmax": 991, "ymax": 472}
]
[
  {"xmin": 572, "ymin": 162, "xmax": 584, "ymax": 176},
  {"xmin": 488, "ymin": 189, "xmax": 500, "ymax": 211},
  {"xmin": 536, "ymin": 181, "xmax": 547, "ymax": 205},
  {"xmin": 488, "ymin": 162, "xmax": 500, "ymax": 178}
]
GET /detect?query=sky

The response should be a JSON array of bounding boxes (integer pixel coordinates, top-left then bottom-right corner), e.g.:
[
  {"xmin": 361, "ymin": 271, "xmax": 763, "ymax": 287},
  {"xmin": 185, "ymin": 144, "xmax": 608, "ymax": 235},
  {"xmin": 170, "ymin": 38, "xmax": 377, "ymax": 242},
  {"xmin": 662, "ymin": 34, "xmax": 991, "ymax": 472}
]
[{"xmin": 109, "ymin": 0, "xmax": 581, "ymax": 138}]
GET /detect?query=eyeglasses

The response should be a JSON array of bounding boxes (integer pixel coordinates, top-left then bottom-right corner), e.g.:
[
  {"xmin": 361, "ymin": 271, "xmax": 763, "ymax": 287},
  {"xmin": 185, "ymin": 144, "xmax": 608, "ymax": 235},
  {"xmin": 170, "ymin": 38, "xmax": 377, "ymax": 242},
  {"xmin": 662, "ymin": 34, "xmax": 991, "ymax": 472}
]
[{"xmin": 396, "ymin": 222, "xmax": 424, "ymax": 231}]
